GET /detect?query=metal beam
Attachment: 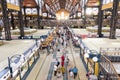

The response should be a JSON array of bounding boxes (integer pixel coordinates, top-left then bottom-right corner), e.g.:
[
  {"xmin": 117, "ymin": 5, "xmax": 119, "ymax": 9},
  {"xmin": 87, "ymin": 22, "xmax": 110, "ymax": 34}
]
[
  {"xmin": 83, "ymin": 0, "xmax": 86, "ymax": 28},
  {"xmin": 97, "ymin": 0, "xmax": 103, "ymax": 37},
  {"xmin": 1, "ymin": 0, "xmax": 11, "ymax": 40},
  {"xmin": 23, "ymin": 7, "xmax": 27, "ymax": 27},
  {"xmin": 37, "ymin": 0, "xmax": 40, "ymax": 29},
  {"xmin": 109, "ymin": 0, "xmax": 119, "ymax": 39},
  {"xmin": 18, "ymin": 0, "xmax": 24, "ymax": 38},
  {"xmin": 59, "ymin": 0, "xmax": 66, "ymax": 9}
]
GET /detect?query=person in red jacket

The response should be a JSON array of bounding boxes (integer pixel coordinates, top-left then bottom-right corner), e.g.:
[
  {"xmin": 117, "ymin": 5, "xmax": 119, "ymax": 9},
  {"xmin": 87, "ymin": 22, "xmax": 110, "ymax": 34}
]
[
  {"xmin": 61, "ymin": 54, "xmax": 65, "ymax": 62},
  {"xmin": 61, "ymin": 61, "xmax": 64, "ymax": 67}
]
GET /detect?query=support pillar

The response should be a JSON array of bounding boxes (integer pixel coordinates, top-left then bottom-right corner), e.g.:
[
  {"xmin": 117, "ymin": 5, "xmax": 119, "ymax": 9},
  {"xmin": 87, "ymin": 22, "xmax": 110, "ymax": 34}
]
[
  {"xmin": 37, "ymin": 6, "xmax": 40, "ymax": 29},
  {"xmin": 83, "ymin": 0, "xmax": 86, "ymax": 28},
  {"xmin": 18, "ymin": 0, "xmax": 24, "ymax": 38},
  {"xmin": 23, "ymin": 7, "xmax": 27, "ymax": 27},
  {"xmin": 1, "ymin": 0, "xmax": 11, "ymax": 40},
  {"xmin": 97, "ymin": 0, "xmax": 103, "ymax": 37},
  {"xmin": 39, "ymin": 0, "xmax": 43, "ymax": 29},
  {"xmin": 109, "ymin": 0, "xmax": 119, "ymax": 39}
]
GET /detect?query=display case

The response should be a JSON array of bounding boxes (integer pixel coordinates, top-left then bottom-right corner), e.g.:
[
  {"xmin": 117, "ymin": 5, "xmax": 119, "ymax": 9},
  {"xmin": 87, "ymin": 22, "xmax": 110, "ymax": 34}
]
[{"xmin": 20, "ymin": 61, "xmax": 28, "ymax": 78}]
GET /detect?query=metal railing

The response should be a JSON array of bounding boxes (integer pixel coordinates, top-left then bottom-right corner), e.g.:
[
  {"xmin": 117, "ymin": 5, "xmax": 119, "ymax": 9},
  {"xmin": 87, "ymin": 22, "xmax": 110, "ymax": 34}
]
[
  {"xmin": 100, "ymin": 47, "xmax": 120, "ymax": 62},
  {"xmin": 0, "ymin": 40, "xmax": 40, "ymax": 80},
  {"xmin": 100, "ymin": 55, "xmax": 120, "ymax": 80},
  {"xmin": 100, "ymin": 47, "xmax": 120, "ymax": 56}
]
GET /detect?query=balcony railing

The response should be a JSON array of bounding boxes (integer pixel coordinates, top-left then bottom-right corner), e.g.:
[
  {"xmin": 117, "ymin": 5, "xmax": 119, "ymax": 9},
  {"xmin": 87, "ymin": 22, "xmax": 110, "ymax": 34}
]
[
  {"xmin": 100, "ymin": 55, "xmax": 120, "ymax": 80},
  {"xmin": 100, "ymin": 47, "xmax": 120, "ymax": 62}
]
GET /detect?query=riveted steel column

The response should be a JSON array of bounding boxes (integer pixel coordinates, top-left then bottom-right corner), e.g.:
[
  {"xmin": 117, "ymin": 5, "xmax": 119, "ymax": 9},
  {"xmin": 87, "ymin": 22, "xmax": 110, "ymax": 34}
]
[
  {"xmin": 109, "ymin": 0, "xmax": 119, "ymax": 39},
  {"xmin": 40, "ymin": 0, "xmax": 43, "ymax": 29},
  {"xmin": 1, "ymin": 0, "xmax": 11, "ymax": 40},
  {"xmin": 23, "ymin": 7, "xmax": 27, "ymax": 27},
  {"xmin": 97, "ymin": 0, "xmax": 103, "ymax": 37},
  {"xmin": 18, "ymin": 0, "xmax": 24, "ymax": 37},
  {"xmin": 37, "ymin": 6, "xmax": 40, "ymax": 29},
  {"xmin": 83, "ymin": 0, "xmax": 86, "ymax": 28}
]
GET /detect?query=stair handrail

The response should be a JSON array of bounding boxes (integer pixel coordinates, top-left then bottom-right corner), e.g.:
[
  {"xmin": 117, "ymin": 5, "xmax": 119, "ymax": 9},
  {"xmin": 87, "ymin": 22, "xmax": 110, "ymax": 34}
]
[{"xmin": 100, "ymin": 55, "xmax": 120, "ymax": 79}]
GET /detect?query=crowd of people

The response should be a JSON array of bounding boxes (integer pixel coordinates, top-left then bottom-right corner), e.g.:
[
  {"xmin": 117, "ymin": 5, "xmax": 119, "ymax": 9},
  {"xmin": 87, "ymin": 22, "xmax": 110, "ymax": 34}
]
[
  {"xmin": 51, "ymin": 26, "xmax": 78, "ymax": 79},
  {"xmin": 53, "ymin": 55, "xmax": 66, "ymax": 77},
  {"xmin": 41, "ymin": 26, "xmax": 98, "ymax": 80},
  {"xmin": 53, "ymin": 54, "xmax": 78, "ymax": 79}
]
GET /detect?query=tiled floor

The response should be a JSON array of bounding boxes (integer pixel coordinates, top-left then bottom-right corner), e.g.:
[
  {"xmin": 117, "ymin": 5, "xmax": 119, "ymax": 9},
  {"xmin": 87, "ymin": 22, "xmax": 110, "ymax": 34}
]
[{"xmin": 26, "ymin": 53, "xmax": 47, "ymax": 80}]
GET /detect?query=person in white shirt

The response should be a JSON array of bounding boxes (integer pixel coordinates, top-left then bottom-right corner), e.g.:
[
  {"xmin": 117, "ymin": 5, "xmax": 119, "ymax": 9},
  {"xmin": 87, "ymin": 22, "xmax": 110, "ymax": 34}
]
[{"xmin": 54, "ymin": 64, "xmax": 58, "ymax": 76}]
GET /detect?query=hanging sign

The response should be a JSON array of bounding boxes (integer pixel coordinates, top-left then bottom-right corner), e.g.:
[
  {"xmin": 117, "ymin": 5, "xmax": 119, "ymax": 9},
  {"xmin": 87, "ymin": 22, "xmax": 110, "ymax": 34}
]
[
  {"xmin": 102, "ymin": 2, "xmax": 113, "ymax": 10},
  {"xmin": 7, "ymin": 0, "xmax": 20, "ymax": 11}
]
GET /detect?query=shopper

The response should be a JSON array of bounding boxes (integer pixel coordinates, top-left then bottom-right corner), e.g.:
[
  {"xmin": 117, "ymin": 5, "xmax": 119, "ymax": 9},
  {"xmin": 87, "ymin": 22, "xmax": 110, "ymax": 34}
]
[
  {"xmin": 72, "ymin": 66, "xmax": 78, "ymax": 79},
  {"xmin": 61, "ymin": 54, "xmax": 65, "ymax": 62},
  {"xmin": 61, "ymin": 66, "xmax": 65, "ymax": 76},
  {"xmin": 61, "ymin": 60, "xmax": 64, "ymax": 67},
  {"xmin": 54, "ymin": 64, "xmax": 58, "ymax": 76},
  {"xmin": 57, "ymin": 66, "xmax": 61, "ymax": 78},
  {"xmin": 69, "ymin": 68, "xmax": 73, "ymax": 77},
  {"xmin": 66, "ymin": 56, "xmax": 69, "ymax": 65},
  {"xmin": 55, "ymin": 58, "xmax": 60, "ymax": 67}
]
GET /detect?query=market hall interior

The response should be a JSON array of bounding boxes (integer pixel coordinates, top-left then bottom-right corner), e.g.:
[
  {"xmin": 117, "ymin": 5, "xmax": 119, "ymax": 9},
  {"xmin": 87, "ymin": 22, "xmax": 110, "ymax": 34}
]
[{"xmin": 0, "ymin": 0, "xmax": 120, "ymax": 80}]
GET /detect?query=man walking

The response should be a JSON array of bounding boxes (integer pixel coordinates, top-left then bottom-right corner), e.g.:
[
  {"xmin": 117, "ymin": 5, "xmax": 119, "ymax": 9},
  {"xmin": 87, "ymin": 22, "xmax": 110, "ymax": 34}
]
[{"xmin": 72, "ymin": 66, "xmax": 78, "ymax": 79}]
